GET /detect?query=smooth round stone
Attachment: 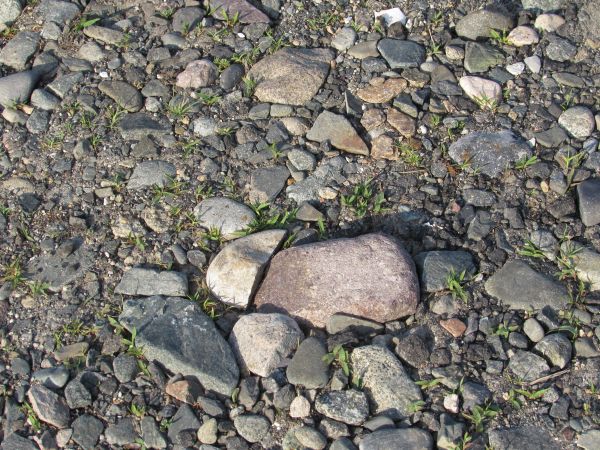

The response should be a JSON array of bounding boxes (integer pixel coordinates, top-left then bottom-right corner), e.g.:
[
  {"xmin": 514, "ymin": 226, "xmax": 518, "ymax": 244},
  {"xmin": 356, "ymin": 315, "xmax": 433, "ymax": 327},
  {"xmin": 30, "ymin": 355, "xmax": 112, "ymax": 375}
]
[
  {"xmin": 193, "ymin": 197, "xmax": 256, "ymax": 240},
  {"xmin": 331, "ymin": 27, "xmax": 357, "ymax": 51},
  {"xmin": 535, "ymin": 14, "xmax": 565, "ymax": 32},
  {"xmin": 294, "ymin": 426, "xmax": 327, "ymax": 450},
  {"xmin": 220, "ymin": 63, "xmax": 244, "ymax": 90},
  {"xmin": 507, "ymin": 26, "xmax": 539, "ymax": 46},
  {"xmin": 558, "ymin": 106, "xmax": 595, "ymax": 139},
  {"xmin": 523, "ymin": 318, "xmax": 545, "ymax": 342},
  {"xmin": 31, "ymin": 366, "xmax": 70, "ymax": 389}
]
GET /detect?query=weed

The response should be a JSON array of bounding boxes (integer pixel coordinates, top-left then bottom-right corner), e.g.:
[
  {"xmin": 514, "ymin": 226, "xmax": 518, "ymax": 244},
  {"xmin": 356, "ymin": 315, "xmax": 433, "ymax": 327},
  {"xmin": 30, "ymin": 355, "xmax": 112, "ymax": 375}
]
[
  {"xmin": 237, "ymin": 203, "xmax": 297, "ymax": 236},
  {"xmin": 562, "ymin": 149, "xmax": 586, "ymax": 187},
  {"xmin": 53, "ymin": 319, "xmax": 96, "ymax": 350},
  {"xmin": 561, "ymin": 89, "xmax": 575, "ymax": 111},
  {"xmin": 194, "ymin": 183, "xmax": 215, "ymax": 201},
  {"xmin": 307, "ymin": 12, "xmax": 337, "ymax": 31},
  {"xmin": 207, "ymin": 27, "xmax": 230, "ymax": 43},
  {"xmin": 222, "ymin": 10, "xmax": 240, "ymax": 28},
  {"xmin": 43, "ymin": 132, "xmax": 65, "ymax": 150},
  {"xmin": 428, "ymin": 41, "xmax": 442, "ymax": 56},
  {"xmin": 490, "ymin": 29, "xmax": 510, "ymax": 45},
  {"xmin": 201, "ymin": 226, "xmax": 224, "ymax": 245},
  {"xmin": 196, "ymin": 91, "xmax": 221, "ymax": 106},
  {"xmin": 80, "ymin": 112, "xmax": 94, "ymax": 129},
  {"xmin": 159, "ymin": 418, "xmax": 173, "ymax": 432},
  {"xmin": 396, "ymin": 141, "xmax": 423, "ymax": 167},
  {"xmin": 507, "ymin": 387, "xmax": 548, "ymax": 408},
  {"xmin": 242, "ymin": 75, "xmax": 257, "ymax": 97},
  {"xmin": 122, "ymin": 327, "xmax": 144, "ymax": 358},
  {"xmin": 472, "ymin": 94, "xmax": 498, "ymax": 111},
  {"xmin": 213, "ymin": 57, "xmax": 231, "ymax": 72},
  {"xmin": 450, "ymin": 432, "xmax": 472, "ymax": 450},
  {"xmin": 217, "ymin": 126, "xmax": 235, "ymax": 137},
  {"xmin": 130, "ymin": 404, "xmax": 146, "ymax": 418},
  {"xmin": 74, "ymin": 16, "xmax": 100, "ymax": 32},
  {"xmin": 265, "ymin": 30, "xmax": 288, "ymax": 54},
  {"xmin": 408, "ymin": 400, "xmax": 426, "ymax": 413},
  {"xmin": 416, "ymin": 378, "xmax": 442, "ymax": 390},
  {"xmin": 2, "ymin": 259, "xmax": 26, "ymax": 287},
  {"xmin": 515, "ymin": 155, "xmax": 538, "ymax": 170},
  {"xmin": 180, "ymin": 138, "xmax": 201, "ymax": 158},
  {"xmin": 446, "ymin": 269, "xmax": 468, "ymax": 303},
  {"xmin": 117, "ymin": 32, "xmax": 132, "ymax": 49},
  {"xmin": 323, "ymin": 344, "xmax": 351, "ymax": 377},
  {"xmin": 341, "ymin": 179, "xmax": 386, "ymax": 218},
  {"xmin": 105, "ymin": 105, "xmax": 127, "ymax": 129},
  {"xmin": 0, "ymin": 205, "xmax": 10, "ymax": 217},
  {"xmin": 89, "ymin": 133, "xmax": 103, "ymax": 150},
  {"xmin": 430, "ymin": 10, "xmax": 444, "ymax": 27},
  {"xmin": 231, "ymin": 47, "xmax": 261, "ymax": 68},
  {"xmin": 28, "ymin": 280, "xmax": 50, "ymax": 297},
  {"xmin": 21, "ymin": 401, "xmax": 41, "ymax": 432},
  {"xmin": 518, "ymin": 239, "xmax": 546, "ymax": 259},
  {"xmin": 373, "ymin": 20, "xmax": 384, "ymax": 34},
  {"xmin": 152, "ymin": 178, "xmax": 186, "ymax": 203},
  {"xmin": 349, "ymin": 20, "xmax": 364, "ymax": 33},
  {"xmin": 167, "ymin": 96, "xmax": 198, "ymax": 119},
  {"xmin": 126, "ymin": 232, "xmax": 146, "ymax": 251},
  {"xmin": 430, "ymin": 114, "xmax": 441, "ymax": 128},
  {"xmin": 556, "ymin": 241, "xmax": 582, "ymax": 281},
  {"xmin": 282, "ymin": 232, "xmax": 297, "ymax": 249},
  {"xmin": 462, "ymin": 403, "xmax": 499, "ymax": 433},
  {"xmin": 316, "ymin": 218, "xmax": 327, "ymax": 240},
  {"xmin": 494, "ymin": 322, "xmax": 518, "ymax": 339},
  {"xmin": 231, "ymin": 387, "xmax": 240, "ymax": 404},
  {"xmin": 158, "ymin": 7, "xmax": 175, "ymax": 19},
  {"xmin": 135, "ymin": 438, "xmax": 148, "ymax": 450},
  {"xmin": 205, "ymin": 2, "xmax": 220, "ymax": 17},
  {"xmin": 268, "ymin": 143, "xmax": 283, "ymax": 159}
]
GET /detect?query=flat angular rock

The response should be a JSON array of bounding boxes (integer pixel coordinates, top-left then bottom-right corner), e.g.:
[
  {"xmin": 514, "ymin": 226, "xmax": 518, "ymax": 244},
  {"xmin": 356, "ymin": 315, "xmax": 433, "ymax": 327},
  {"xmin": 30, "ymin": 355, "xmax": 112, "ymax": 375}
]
[
  {"xmin": 255, "ymin": 233, "xmax": 419, "ymax": 328},
  {"xmin": 387, "ymin": 108, "xmax": 415, "ymax": 137},
  {"xmin": 485, "ymin": 260, "xmax": 568, "ymax": 310},
  {"xmin": 0, "ymin": 70, "xmax": 40, "ymax": 107},
  {"xmin": 83, "ymin": 25, "xmax": 126, "ymax": 45},
  {"xmin": 194, "ymin": 197, "xmax": 256, "ymax": 240},
  {"xmin": 352, "ymin": 345, "xmax": 422, "ymax": 419},
  {"xmin": 306, "ymin": 110, "xmax": 368, "ymax": 155},
  {"xmin": 206, "ymin": 230, "xmax": 287, "ymax": 307},
  {"xmin": 455, "ymin": 8, "xmax": 514, "ymax": 40},
  {"xmin": 359, "ymin": 428, "xmax": 433, "ymax": 450},
  {"xmin": 230, "ymin": 313, "xmax": 303, "ymax": 377},
  {"xmin": 377, "ymin": 38, "xmax": 425, "ymax": 69},
  {"xmin": 176, "ymin": 60, "xmax": 218, "ymax": 89},
  {"xmin": 98, "ymin": 80, "xmax": 143, "ymax": 112},
  {"xmin": 448, "ymin": 131, "xmax": 531, "ymax": 178},
  {"xmin": 563, "ymin": 242, "xmax": 600, "ymax": 291},
  {"xmin": 522, "ymin": 0, "xmax": 565, "ymax": 12},
  {"xmin": 0, "ymin": 32, "xmax": 40, "ymax": 70},
  {"xmin": 172, "ymin": 7, "xmax": 204, "ymax": 33},
  {"xmin": 286, "ymin": 337, "xmax": 329, "ymax": 389},
  {"xmin": 0, "ymin": 433, "xmax": 38, "ymax": 450},
  {"xmin": 488, "ymin": 426, "xmax": 562, "ymax": 450},
  {"xmin": 106, "ymin": 417, "xmax": 138, "ymax": 446},
  {"xmin": 415, "ymin": 251, "xmax": 476, "ymax": 292},
  {"xmin": 0, "ymin": 0, "xmax": 22, "ymax": 30},
  {"xmin": 203, "ymin": 0, "xmax": 270, "ymax": 24},
  {"xmin": 119, "ymin": 296, "xmax": 239, "ymax": 395},
  {"xmin": 36, "ymin": 0, "xmax": 80, "ymax": 23},
  {"xmin": 127, "ymin": 160, "xmax": 176, "ymax": 189},
  {"xmin": 119, "ymin": 113, "xmax": 171, "ymax": 141},
  {"xmin": 459, "ymin": 76, "xmax": 501, "ymax": 104},
  {"xmin": 315, "ymin": 389, "xmax": 369, "ymax": 425},
  {"xmin": 248, "ymin": 47, "xmax": 334, "ymax": 105},
  {"xmin": 508, "ymin": 350, "xmax": 550, "ymax": 382},
  {"xmin": 534, "ymin": 333, "xmax": 572, "ymax": 369},
  {"xmin": 115, "ymin": 268, "xmax": 188, "ymax": 297},
  {"xmin": 28, "ymin": 384, "xmax": 70, "ymax": 428},
  {"xmin": 248, "ymin": 166, "xmax": 290, "ymax": 203},
  {"xmin": 578, "ymin": 178, "xmax": 600, "ymax": 227},
  {"xmin": 356, "ymin": 78, "xmax": 407, "ymax": 103},
  {"xmin": 72, "ymin": 414, "xmax": 104, "ymax": 450},
  {"xmin": 464, "ymin": 42, "xmax": 504, "ymax": 73}
]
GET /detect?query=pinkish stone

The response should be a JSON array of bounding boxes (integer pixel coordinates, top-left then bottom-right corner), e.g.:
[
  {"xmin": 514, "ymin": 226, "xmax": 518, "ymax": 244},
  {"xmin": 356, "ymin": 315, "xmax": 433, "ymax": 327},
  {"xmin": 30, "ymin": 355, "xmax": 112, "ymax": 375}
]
[
  {"xmin": 254, "ymin": 233, "xmax": 420, "ymax": 328},
  {"xmin": 203, "ymin": 0, "xmax": 270, "ymax": 24},
  {"xmin": 176, "ymin": 60, "xmax": 218, "ymax": 89}
]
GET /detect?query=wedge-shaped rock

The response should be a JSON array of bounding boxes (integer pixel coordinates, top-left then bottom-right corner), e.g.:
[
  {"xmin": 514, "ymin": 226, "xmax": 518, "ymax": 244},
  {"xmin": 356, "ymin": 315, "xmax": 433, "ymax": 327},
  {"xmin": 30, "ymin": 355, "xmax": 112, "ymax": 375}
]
[
  {"xmin": 255, "ymin": 233, "xmax": 419, "ymax": 328},
  {"xmin": 306, "ymin": 110, "xmax": 368, "ymax": 155},
  {"xmin": 127, "ymin": 160, "xmax": 176, "ymax": 189},
  {"xmin": 248, "ymin": 47, "xmax": 334, "ymax": 105},
  {"xmin": 119, "ymin": 296, "xmax": 239, "ymax": 395},
  {"xmin": 28, "ymin": 384, "xmax": 70, "ymax": 429},
  {"xmin": 485, "ymin": 260, "xmax": 568, "ymax": 310},
  {"xmin": 563, "ymin": 241, "xmax": 600, "ymax": 291},
  {"xmin": 207, "ymin": 229, "xmax": 287, "ymax": 307},
  {"xmin": 115, "ymin": 268, "xmax": 188, "ymax": 297},
  {"xmin": 352, "ymin": 345, "xmax": 422, "ymax": 419},
  {"xmin": 356, "ymin": 78, "xmax": 407, "ymax": 103},
  {"xmin": 459, "ymin": 76, "xmax": 501, "ymax": 105},
  {"xmin": 98, "ymin": 80, "xmax": 143, "ymax": 112}
]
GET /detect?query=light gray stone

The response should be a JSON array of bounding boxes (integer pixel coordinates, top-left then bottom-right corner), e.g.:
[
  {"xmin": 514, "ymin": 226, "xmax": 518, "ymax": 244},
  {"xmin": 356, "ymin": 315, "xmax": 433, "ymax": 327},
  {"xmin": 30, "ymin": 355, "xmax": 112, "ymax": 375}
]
[
  {"xmin": 115, "ymin": 268, "xmax": 188, "ymax": 297},
  {"xmin": 315, "ymin": 389, "xmax": 369, "ymax": 426},
  {"xmin": 27, "ymin": 384, "xmax": 70, "ymax": 428},
  {"xmin": 127, "ymin": 160, "xmax": 177, "ymax": 189},
  {"xmin": 415, "ymin": 251, "xmax": 476, "ymax": 292},
  {"xmin": 359, "ymin": 428, "xmax": 433, "ymax": 450},
  {"xmin": 306, "ymin": 110, "xmax": 368, "ymax": 155},
  {"xmin": 194, "ymin": 197, "xmax": 256, "ymax": 240}
]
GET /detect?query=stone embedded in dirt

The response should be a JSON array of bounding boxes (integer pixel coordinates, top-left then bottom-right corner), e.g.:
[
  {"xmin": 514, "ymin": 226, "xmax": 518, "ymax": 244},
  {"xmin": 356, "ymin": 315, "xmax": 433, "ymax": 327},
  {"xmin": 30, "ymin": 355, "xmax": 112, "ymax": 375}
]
[
  {"xmin": 558, "ymin": 106, "xmax": 595, "ymax": 139},
  {"xmin": 351, "ymin": 345, "xmax": 422, "ymax": 419},
  {"xmin": 440, "ymin": 318, "xmax": 467, "ymax": 338},
  {"xmin": 508, "ymin": 350, "xmax": 550, "ymax": 382},
  {"xmin": 507, "ymin": 26, "xmax": 539, "ymax": 46},
  {"xmin": 448, "ymin": 131, "xmax": 532, "ymax": 178},
  {"xmin": 459, "ymin": 76, "xmax": 501, "ymax": 105},
  {"xmin": 286, "ymin": 337, "xmax": 330, "ymax": 389},
  {"xmin": 248, "ymin": 47, "xmax": 334, "ymax": 105},
  {"xmin": 27, "ymin": 384, "xmax": 70, "ymax": 429},
  {"xmin": 356, "ymin": 78, "xmax": 408, "ymax": 103},
  {"xmin": 534, "ymin": 333, "xmax": 572, "ymax": 369},
  {"xmin": 248, "ymin": 166, "xmax": 290, "ymax": 203},
  {"xmin": 27, "ymin": 238, "xmax": 95, "ymax": 292},
  {"xmin": 166, "ymin": 404, "xmax": 201, "ymax": 443},
  {"xmin": 534, "ymin": 13, "xmax": 565, "ymax": 32},
  {"xmin": 71, "ymin": 415, "xmax": 104, "ymax": 450},
  {"xmin": 488, "ymin": 426, "xmax": 562, "ymax": 450},
  {"xmin": 233, "ymin": 414, "xmax": 271, "ymax": 443},
  {"xmin": 119, "ymin": 112, "xmax": 171, "ymax": 141},
  {"xmin": 370, "ymin": 134, "xmax": 397, "ymax": 160},
  {"xmin": 306, "ymin": 110, "xmax": 368, "ymax": 155},
  {"xmin": 485, "ymin": 259, "xmax": 568, "ymax": 310},
  {"xmin": 203, "ymin": 0, "xmax": 270, "ymax": 24},
  {"xmin": 331, "ymin": 27, "xmax": 358, "ymax": 51},
  {"xmin": 194, "ymin": 197, "xmax": 256, "ymax": 240},
  {"xmin": 315, "ymin": 389, "xmax": 369, "ymax": 425},
  {"xmin": 83, "ymin": 25, "xmax": 126, "ymax": 45},
  {"xmin": 1, "ymin": 433, "xmax": 39, "ymax": 450},
  {"xmin": 105, "ymin": 417, "xmax": 138, "ymax": 446},
  {"xmin": 562, "ymin": 242, "xmax": 600, "ymax": 291},
  {"xmin": 115, "ymin": 268, "xmax": 188, "ymax": 297},
  {"xmin": 464, "ymin": 42, "xmax": 504, "ymax": 73},
  {"xmin": 127, "ymin": 160, "xmax": 176, "ymax": 190},
  {"xmin": 229, "ymin": 313, "xmax": 303, "ymax": 377},
  {"xmin": 377, "ymin": 38, "xmax": 425, "ymax": 69},
  {"xmin": 0, "ymin": 31, "xmax": 40, "ymax": 70},
  {"xmin": 578, "ymin": 178, "xmax": 600, "ymax": 226},
  {"xmin": 255, "ymin": 233, "xmax": 419, "ymax": 328},
  {"xmin": 326, "ymin": 314, "xmax": 384, "ymax": 336},
  {"xmin": 522, "ymin": 0, "xmax": 565, "ymax": 12},
  {"xmin": 387, "ymin": 108, "xmax": 416, "ymax": 138},
  {"xmin": 206, "ymin": 230, "xmax": 287, "ymax": 307},
  {"xmin": 98, "ymin": 80, "xmax": 143, "ymax": 112},
  {"xmin": 31, "ymin": 366, "xmax": 69, "ymax": 390},
  {"xmin": 455, "ymin": 7, "xmax": 514, "ymax": 40},
  {"xmin": 172, "ymin": 7, "xmax": 205, "ymax": 33},
  {"xmin": 119, "ymin": 296, "xmax": 239, "ymax": 395},
  {"xmin": 359, "ymin": 428, "xmax": 433, "ymax": 450},
  {"xmin": 64, "ymin": 380, "xmax": 92, "ymax": 409},
  {"xmin": 545, "ymin": 36, "xmax": 577, "ymax": 62},
  {"xmin": 415, "ymin": 250, "xmax": 476, "ymax": 292},
  {"xmin": 176, "ymin": 60, "xmax": 218, "ymax": 89}
]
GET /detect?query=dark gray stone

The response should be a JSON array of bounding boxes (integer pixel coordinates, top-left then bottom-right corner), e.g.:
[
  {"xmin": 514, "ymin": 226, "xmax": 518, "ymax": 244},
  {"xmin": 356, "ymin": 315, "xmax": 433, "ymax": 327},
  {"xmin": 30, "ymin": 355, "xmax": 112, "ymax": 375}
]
[
  {"xmin": 72, "ymin": 414, "xmax": 104, "ymax": 450},
  {"xmin": 0, "ymin": 433, "xmax": 38, "ymax": 450},
  {"xmin": 233, "ymin": 414, "xmax": 271, "ymax": 443},
  {"xmin": 455, "ymin": 8, "xmax": 514, "ymax": 40},
  {"xmin": 172, "ymin": 7, "xmax": 204, "ymax": 33},
  {"xmin": 0, "ymin": 70, "xmax": 40, "ymax": 107},
  {"xmin": 167, "ymin": 404, "xmax": 201, "ymax": 442},
  {"xmin": 115, "ymin": 268, "xmax": 188, "ymax": 296},
  {"xmin": 31, "ymin": 366, "xmax": 69, "ymax": 389},
  {"xmin": 508, "ymin": 350, "xmax": 550, "ymax": 382},
  {"xmin": 113, "ymin": 354, "xmax": 139, "ymax": 383},
  {"xmin": 248, "ymin": 165, "xmax": 290, "ymax": 203},
  {"xmin": 27, "ymin": 384, "xmax": 70, "ymax": 428},
  {"xmin": 377, "ymin": 39, "xmax": 426, "ymax": 69},
  {"xmin": 488, "ymin": 426, "xmax": 562, "ymax": 450},
  {"xmin": 64, "ymin": 379, "xmax": 92, "ymax": 409},
  {"xmin": 534, "ymin": 333, "xmax": 572, "ymax": 369},
  {"xmin": 0, "ymin": 31, "xmax": 40, "ymax": 70},
  {"xmin": 359, "ymin": 428, "xmax": 433, "ymax": 450},
  {"xmin": 286, "ymin": 337, "xmax": 329, "ymax": 389},
  {"xmin": 98, "ymin": 81, "xmax": 143, "ymax": 112},
  {"xmin": 119, "ymin": 113, "xmax": 171, "ymax": 141},
  {"xmin": 127, "ymin": 160, "xmax": 177, "ymax": 189},
  {"xmin": 106, "ymin": 417, "xmax": 138, "ymax": 446},
  {"xmin": 119, "ymin": 296, "xmax": 239, "ymax": 395},
  {"xmin": 415, "ymin": 251, "xmax": 476, "ymax": 292},
  {"xmin": 577, "ymin": 178, "xmax": 600, "ymax": 226}
]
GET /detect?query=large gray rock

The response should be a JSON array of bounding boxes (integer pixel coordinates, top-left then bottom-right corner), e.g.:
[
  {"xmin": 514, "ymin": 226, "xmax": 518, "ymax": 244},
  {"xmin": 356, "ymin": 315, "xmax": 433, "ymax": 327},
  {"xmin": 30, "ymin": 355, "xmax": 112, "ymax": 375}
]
[
  {"xmin": 206, "ymin": 229, "xmax": 287, "ymax": 307},
  {"xmin": 115, "ymin": 268, "xmax": 188, "ymax": 297},
  {"xmin": 558, "ymin": 106, "xmax": 595, "ymax": 139},
  {"xmin": 127, "ymin": 160, "xmax": 177, "ymax": 189},
  {"xmin": 351, "ymin": 345, "xmax": 422, "ymax": 419},
  {"xmin": 455, "ymin": 8, "xmax": 514, "ymax": 40},
  {"xmin": 508, "ymin": 350, "xmax": 550, "ymax": 382},
  {"xmin": 315, "ymin": 389, "xmax": 369, "ymax": 425},
  {"xmin": 415, "ymin": 251, "xmax": 476, "ymax": 292},
  {"xmin": 485, "ymin": 260, "xmax": 569, "ymax": 310},
  {"xmin": 578, "ymin": 178, "xmax": 600, "ymax": 227},
  {"xmin": 229, "ymin": 313, "xmax": 303, "ymax": 377},
  {"xmin": 0, "ymin": 70, "xmax": 40, "ymax": 107},
  {"xmin": 0, "ymin": 0, "xmax": 22, "ymax": 31},
  {"xmin": 306, "ymin": 110, "xmax": 369, "ymax": 155},
  {"xmin": 119, "ymin": 296, "xmax": 239, "ymax": 395},
  {"xmin": 0, "ymin": 31, "xmax": 40, "ymax": 70},
  {"xmin": 248, "ymin": 166, "xmax": 290, "ymax": 203},
  {"xmin": 255, "ymin": 233, "xmax": 420, "ymax": 328},
  {"xmin": 36, "ymin": 0, "xmax": 80, "ymax": 23},
  {"xmin": 248, "ymin": 47, "xmax": 334, "ymax": 105},
  {"xmin": 27, "ymin": 384, "xmax": 70, "ymax": 428},
  {"xmin": 194, "ymin": 197, "xmax": 256, "ymax": 240},
  {"xmin": 98, "ymin": 80, "xmax": 143, "ymax": 112},
  {"xmin": 359, "ymin": 428, "xmax": 433, "ymax": 450},
  {"xmin": 72, "ymin": 414, "xmax": 104, "ymax": 450},
  {"xmin": 448, "ymin": 131, "xmax": 531, "ymax": 178},
  {"xmin": 488, "ymin": 426, "xmax": 562, "ymax": 450},
  {"xmin": 26, "ymin": 238, "xmax": 95, "ymax": 292}
]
